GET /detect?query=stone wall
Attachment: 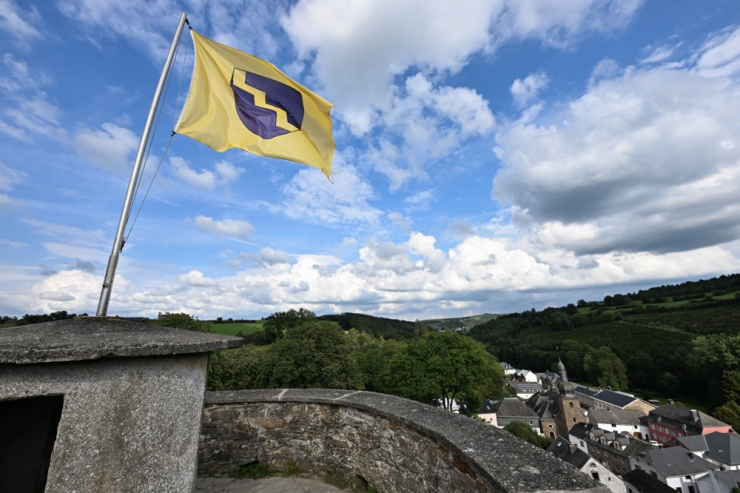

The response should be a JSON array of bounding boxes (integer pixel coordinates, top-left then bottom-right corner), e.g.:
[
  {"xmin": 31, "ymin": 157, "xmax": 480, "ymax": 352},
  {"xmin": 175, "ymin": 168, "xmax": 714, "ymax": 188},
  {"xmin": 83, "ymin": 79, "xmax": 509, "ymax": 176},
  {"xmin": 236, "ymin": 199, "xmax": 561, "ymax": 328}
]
[{"xmin": 199, "ymin": 389, "xmax": 610, "ymax": 493}]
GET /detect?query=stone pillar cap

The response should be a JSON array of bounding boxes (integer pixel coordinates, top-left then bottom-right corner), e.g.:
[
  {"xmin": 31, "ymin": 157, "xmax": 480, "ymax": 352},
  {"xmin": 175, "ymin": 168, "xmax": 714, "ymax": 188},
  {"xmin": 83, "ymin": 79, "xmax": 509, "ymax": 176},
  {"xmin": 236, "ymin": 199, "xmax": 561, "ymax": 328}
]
[{"xmin": 0, "ymin": 317, "xmax": 243, "ymax": 364}]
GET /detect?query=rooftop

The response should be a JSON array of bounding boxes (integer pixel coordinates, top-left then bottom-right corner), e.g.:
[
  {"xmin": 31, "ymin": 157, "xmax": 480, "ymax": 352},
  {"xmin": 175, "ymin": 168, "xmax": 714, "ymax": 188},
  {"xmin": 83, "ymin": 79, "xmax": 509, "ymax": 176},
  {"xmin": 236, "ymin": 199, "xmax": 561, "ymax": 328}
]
[
  {"xmin": 649, "ymin": 404, "xmax": 730, "ymax": 430},
  {"xmin": 592, "ymin": 389, "xmax": 637, "ymax": 408},
  {"xmin": 704, "ymin": 431, "xmax": 740, "ymax": 466},
  {"xmin": 622, "ymin": 469, "xmax": 676, "ymax": 493},
  {"xmin": 588, "ymin": 408, "xmax": 646, "ymax": 427}
]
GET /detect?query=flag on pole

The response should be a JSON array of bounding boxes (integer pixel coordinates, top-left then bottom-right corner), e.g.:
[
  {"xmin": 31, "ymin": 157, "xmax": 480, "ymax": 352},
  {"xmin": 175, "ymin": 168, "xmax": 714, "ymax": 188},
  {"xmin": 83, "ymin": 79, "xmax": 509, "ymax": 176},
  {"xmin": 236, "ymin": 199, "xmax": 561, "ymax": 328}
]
[{"xmin": 175, "ymin": 30, "xmax": 335, "ymax": 179}]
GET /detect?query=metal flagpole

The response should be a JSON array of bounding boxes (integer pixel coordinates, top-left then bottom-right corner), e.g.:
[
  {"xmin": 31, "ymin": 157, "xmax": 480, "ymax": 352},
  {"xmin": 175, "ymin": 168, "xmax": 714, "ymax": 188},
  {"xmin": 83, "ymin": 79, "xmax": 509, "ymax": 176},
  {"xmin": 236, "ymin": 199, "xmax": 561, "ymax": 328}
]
[{"xmin": 96, "ymin": 12, "xmax": 189, "ymax": 316}]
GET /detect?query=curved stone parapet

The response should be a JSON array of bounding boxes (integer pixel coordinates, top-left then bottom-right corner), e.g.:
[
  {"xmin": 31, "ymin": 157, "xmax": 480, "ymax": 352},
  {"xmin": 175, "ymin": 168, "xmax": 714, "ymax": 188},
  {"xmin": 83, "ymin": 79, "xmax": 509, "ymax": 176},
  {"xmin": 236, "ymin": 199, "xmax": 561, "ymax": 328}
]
[{"xmin": 199, "ymin": 389, "xmax": 608, "ymax": 493}]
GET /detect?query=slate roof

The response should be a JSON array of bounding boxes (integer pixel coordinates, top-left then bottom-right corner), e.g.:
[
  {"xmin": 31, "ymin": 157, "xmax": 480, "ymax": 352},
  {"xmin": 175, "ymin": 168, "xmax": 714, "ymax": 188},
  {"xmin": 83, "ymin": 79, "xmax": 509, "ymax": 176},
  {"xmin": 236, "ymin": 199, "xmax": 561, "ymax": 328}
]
[
  {"xmin": 588, "ymin": 408, "xmax": 646, "ymax": 427},
  {"xmin": 574, "ymin": 385, "xmax": 598, "ymax": 397},
  {"xmin": 704, "ymin": 431, "xmax": 740, "ymax": 466},
  {"xmin": 674, "ymin": 435, "xmax": 709, "ymax": 453},
  {"xmin": 547, "ymin": 437, "xmax": 590, "ymax": 469},
  {"xmin": 478, "ymin": 399, "xmax": 498, "ymax": 414},
  {"xmin": 646, "ymin": 446, "xmax": 719, "ymax": 477},
  {"xmin": 569, "ymin": 422, "xmax": 594, "ymax": 440},
  {"xmin": 649, "ymin": 404, "xmax": 730, "ymax": 431},
  {"xmin": 500, "ymin": 362, "xmax": 514, "ymax": 370},
  {"xmin": 527, "ymin": 389, "xmax": 560, "ymax": 420},
  {"xmin": 709, "ymin": 470, "xmax": 740, "ymax": 491},
  {"xmin": 592, "ymin": 389, "xmax": 637, "ymax": 408},
  {"xmin": 495, "ymin": 398, "xmax": 540, "ymax": 419},
  {"xmin": 509, "ymin": 381, "xmax": 543, "ymax": 393},
  {"xmin": 622, "ymin": 469, "xmax": 676, "ymax": 493}
]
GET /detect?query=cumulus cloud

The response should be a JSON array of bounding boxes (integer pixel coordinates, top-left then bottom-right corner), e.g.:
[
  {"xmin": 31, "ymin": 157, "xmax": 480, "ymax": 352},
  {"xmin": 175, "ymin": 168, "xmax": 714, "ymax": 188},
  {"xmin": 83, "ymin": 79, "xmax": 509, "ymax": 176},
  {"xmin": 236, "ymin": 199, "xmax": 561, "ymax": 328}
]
[
  {"xmin": 362, "ymin": 74, "xmax": 495, "ymax": 190},
  {"xmin": 193, "ymin": 216, "xmax": 253, "ymax": 238},
  {"xmin": 242, "ymin": 247, "xmax": 292, "ymax": 266},
  {"xmin": 281, "ymin": 163, "xmax": 382, "ymax": 224},
  {"xmin": 282, "ymin": 0, "xmax": 640, "ymax": 131},
  {"xmin": 510, "ymin": 72, "xmax": 549, "ymax": 107},
  {"xmin": 74, "ymin": 123, "xmax": 139, "ymax": 170},
  {"xmin": 493, "ymin": 46, "xmax": 740, "ymax": 255},
  {"xmin": 170, "ymin": 157, "xmax": 243, "ymax": 191}
]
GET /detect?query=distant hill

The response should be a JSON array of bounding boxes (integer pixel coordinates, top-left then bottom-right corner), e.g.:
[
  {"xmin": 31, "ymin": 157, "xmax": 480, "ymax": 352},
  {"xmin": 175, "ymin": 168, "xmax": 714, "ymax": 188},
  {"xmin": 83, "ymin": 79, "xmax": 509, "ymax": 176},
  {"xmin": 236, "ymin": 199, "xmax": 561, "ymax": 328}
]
[
  {"xmin": 317, "ymin": 313, "xmax": 416, "ymax": 340},
  {"xmin": 422, "ymin": 313, "xmax": 498, "ymax": 331}
]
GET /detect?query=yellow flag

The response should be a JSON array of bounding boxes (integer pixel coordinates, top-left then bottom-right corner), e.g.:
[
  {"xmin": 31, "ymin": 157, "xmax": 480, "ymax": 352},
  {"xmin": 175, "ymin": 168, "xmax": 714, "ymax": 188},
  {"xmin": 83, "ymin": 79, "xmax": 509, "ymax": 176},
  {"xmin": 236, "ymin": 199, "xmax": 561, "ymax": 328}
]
[{"xmin": 175, "ymin": 30, "xmax": 335, "ymax": 179}]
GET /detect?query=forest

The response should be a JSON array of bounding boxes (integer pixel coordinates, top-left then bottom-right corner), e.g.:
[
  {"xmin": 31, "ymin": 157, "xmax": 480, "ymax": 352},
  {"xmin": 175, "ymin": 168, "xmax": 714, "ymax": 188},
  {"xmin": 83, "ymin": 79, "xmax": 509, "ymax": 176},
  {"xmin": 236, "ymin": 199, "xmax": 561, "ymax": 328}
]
[{"xmin": 467, "ymin": 273, "xmax": 740, "ymax": 430}]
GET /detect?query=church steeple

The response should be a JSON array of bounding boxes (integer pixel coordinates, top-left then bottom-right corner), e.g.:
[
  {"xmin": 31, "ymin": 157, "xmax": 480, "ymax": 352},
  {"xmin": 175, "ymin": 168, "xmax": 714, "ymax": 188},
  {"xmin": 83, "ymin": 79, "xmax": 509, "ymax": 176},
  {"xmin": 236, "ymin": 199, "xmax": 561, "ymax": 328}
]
[{"xmin": 558, "ymin": 358, "xmax": 568, "ymax": 383}]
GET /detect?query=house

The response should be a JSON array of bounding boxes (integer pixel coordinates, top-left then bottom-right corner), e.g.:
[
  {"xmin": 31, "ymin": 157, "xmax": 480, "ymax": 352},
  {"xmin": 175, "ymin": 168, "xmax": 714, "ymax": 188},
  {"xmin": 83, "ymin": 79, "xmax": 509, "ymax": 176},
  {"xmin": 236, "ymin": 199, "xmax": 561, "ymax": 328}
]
[
  {"xmin": 515, "ymin": 369, "xmax": 539, "ymax": 383},
  {"xmin": 695, "ymin": 469, "xmax": 740, "ymax": 493},
  {"xmin": 591, "ymin": 389, "xmax": 656, "ymax": 413},
  {"xmin": 646, "ymin": 405, "xmax": 734, "ymax": 443},
  {"xmin": 577, "ymin": 424, "xmax": 653, "ymax": 475},
  {"xmin": 509, "ymin": 381, "xmax": 543, "ymax": 400},
  {"xmin": 500, "ymin": 361, "xmax": 517, "ymax": 376},
  {"xmin": 623, "ymin": 469, "xmax": 676, "ymax": 493},
  {"xmin": 547, "ymin": 437, "xmax": 624, "ymax": 493},
  {"xmin": 630, "ymin": 446, "xmax": 720, "ymax": 493},
  {"xmin": 488, "ymin": 398, "xmax": 541, "ymax": 433},
  {"xmin": 588, "ymin": 407, "xmax": 649, "ymax": 440},
  {"xmin": 703, "ymin": 431, "xmax": 740, "ymax": 470},
  {"xmin": 570, "ymin": 422, "xmax": 595, "ymax": 455},
  {"xmin": 477, "ymin": 399, "xmax": 499, "ymax": 425},
  {"xmin": 527, "ymin": 360, "xmax": 588, "ymax": 438}
]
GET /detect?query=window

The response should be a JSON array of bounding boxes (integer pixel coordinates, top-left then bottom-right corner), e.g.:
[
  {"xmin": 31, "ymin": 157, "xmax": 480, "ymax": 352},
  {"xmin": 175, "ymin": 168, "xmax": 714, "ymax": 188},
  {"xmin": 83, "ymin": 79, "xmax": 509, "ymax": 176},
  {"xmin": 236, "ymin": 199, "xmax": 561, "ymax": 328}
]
[
  {"xmin": 650, "ymin": 471, "xmax": 657, "ymax": 478},
  {"xmin": 569, "ymin": 402, "xmax": 574, "ymax": 408},
  {"xmin": 592, "ymin": 473, "xmax": 600, "ymax": 481},
  {"xmin": 580, "ymin": 441, "xmax": 585, "ymax": 447},
  {"xmin": 550, "ymin": 432, "xmax": 555, "ymax": 438},
  {"xmin": 628, "ymin": 488, "xmax": 633, "ymax": 493},
  {"xmin": 685, "ymin": 476, "xmax": 691, "ymax": 480},
  {"xmin": 549, "ymin": 424, "xmax": 553, "ymax": 428},
  {"xmin": 573, "ymin": 417, "xmax": 577, "ymax": 422},
  {"xmin": 675, "ymin": 489, "xmax": 680, "ymax": 493},
  {"xmin": 688, "ymin": 487, "xmax": 695, "ymax": 493}
]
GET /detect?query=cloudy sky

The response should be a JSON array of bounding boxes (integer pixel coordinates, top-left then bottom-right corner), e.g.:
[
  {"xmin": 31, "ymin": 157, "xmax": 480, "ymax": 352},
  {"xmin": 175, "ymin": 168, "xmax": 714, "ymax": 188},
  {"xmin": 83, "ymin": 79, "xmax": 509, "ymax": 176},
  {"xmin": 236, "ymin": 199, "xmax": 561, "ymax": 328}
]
[{"xmin": 2, "ymin": 0, "xmax": 740, "ymax": 320}]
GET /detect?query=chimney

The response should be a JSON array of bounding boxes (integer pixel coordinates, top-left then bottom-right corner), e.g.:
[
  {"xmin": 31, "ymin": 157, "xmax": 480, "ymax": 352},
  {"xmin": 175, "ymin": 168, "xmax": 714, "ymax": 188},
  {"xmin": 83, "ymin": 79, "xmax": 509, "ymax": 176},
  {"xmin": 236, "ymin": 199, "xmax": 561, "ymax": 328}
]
[{"xmin": 690, "ymin": 409, "xmax": 699, "ymax": 422}]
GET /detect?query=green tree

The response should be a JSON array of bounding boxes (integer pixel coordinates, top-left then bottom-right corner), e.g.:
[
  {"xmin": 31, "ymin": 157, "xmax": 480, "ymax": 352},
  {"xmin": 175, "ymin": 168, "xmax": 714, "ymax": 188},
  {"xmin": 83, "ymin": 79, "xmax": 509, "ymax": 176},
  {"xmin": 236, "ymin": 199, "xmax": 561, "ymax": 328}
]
[
  {"xmin": 256, "ymin": 320, "xmax": 363, "ymax": 390},
  {"xmin": 712, "ymin": 370, "xmax": 740, "ymax": 432},
  {"xmin": 263, "ymin": 308, "xmax": 316, "ymax": 343},
  {"xmin": 207, "ymin": 345, "xmax": 264, "ymax": 391},
  {"xmin": 151, "ymin": 312, "xmax": 214, "ymax": 332},
  {"xmin": 384, "ymin": 331, "xmax": 503, "ymax": 415},
  {"xmin": 583, "ymin": 347, "xmax": 629, "ymax": 391},
  {"xmin": 504, "ymin": 420, "xmax": 553, "ymax": 449},
  {"xmin": 413, "ymin": 319, "xmax": 430, "ymax": 339}
]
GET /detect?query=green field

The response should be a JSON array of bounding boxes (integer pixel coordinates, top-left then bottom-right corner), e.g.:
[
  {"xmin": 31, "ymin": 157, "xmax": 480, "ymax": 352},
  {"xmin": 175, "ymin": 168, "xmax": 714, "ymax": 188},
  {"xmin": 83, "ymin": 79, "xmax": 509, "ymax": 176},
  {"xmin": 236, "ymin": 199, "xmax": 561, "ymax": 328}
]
[{"xmin": 208, "ymin": 321, "xmax": 264, "ymax": 336}]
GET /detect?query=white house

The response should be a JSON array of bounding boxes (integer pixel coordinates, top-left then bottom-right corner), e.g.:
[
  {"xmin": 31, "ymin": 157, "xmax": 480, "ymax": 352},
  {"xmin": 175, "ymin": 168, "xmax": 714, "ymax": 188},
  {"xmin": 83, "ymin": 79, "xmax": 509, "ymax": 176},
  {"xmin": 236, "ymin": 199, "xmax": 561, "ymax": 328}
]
[
  {"xmin": 547, "ymin": 437, "xmax": 624, "ymax": 493},
  {"xmin": 588, "ymin": 407, "xmax": 649, "ymax": 440}
]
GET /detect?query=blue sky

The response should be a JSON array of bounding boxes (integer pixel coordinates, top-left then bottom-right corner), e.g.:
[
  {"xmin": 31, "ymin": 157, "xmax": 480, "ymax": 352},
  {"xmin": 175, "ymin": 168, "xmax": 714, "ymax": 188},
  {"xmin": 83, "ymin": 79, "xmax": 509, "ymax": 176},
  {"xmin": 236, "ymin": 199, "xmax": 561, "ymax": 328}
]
[{"xmin": 2, "ymin": 0, "xmax": 740, "ymax": 320}]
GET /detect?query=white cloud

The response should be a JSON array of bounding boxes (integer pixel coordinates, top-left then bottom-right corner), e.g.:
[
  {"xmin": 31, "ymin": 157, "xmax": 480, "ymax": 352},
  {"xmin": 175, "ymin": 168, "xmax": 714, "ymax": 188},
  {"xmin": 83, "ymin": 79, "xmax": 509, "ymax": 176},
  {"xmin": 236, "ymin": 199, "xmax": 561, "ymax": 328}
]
[
  {"xmin": 0, "ymin": 162, "xmax": 27, "ymax": 192},
  {"xmin": 170, "ymin": 156, "xmax": 242, "ymax": 191},
  {"xmin": 0, "ymin": 0, "xmax": 43, "ymax": 45},
  {"xmin": 242, "ymin": 247, "xmax": 292, "ymax": 266},
  {"xmin": 694, "ymin": 25, "xmax": 740, "ymax": 78},
  {"xmin": 493, "ymin": 49, "xmax": 740, "ymax": 255},
  {"xmin": 491, "ymin": 0, "xmax": 643, "ymax": 49},
  {"xmin": 510, "ymin": 72, "xmax": 549, "ymax": 107},
  {"xmin": 0, "ymin": 55, "xmax": 64, "ymax": 142},
  {"xmin": 193, "ymin": 216, "xmax": 253, "ymax": 238},
  {"xmin": 282, "ymin": 0, "xmax": 641, "ymax": 134},
  {"xmin": 362, "ymin": 74, "xmax": 495, "ymax": 190},
  {"xmin": 74, "ymin": 123, "xmax": 139, "ymax": 170},
  {"xmin": 57, "ymin": 0, "xmax": 281, "ymax": 63},
  {"xmin": 640, "ymin": 44, "xmax": 677, "ymax": 65},
  {"xmin": 281, "ymin": 163, "xmax": 382, "ymax": 224},
  {"xmin": 0, "ymin": 193, "xmax": 23, "ymax": 210}
]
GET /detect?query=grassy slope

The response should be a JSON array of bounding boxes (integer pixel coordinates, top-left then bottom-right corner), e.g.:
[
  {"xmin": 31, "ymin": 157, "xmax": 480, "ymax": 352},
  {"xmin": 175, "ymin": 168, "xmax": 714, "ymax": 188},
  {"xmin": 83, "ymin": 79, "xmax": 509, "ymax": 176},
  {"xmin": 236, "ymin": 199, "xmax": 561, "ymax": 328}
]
[{"xmin": 208, "ymin": 321, "xmax": 265, "ymax": 336}]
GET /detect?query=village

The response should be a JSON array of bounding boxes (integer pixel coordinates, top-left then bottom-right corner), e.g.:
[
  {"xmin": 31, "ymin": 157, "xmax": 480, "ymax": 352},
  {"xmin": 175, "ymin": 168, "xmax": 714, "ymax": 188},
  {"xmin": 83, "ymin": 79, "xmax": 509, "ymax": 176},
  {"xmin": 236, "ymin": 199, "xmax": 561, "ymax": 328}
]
[{"xmin": 465, "ymin": 360, "xmax": 740, "ymax": 493}]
